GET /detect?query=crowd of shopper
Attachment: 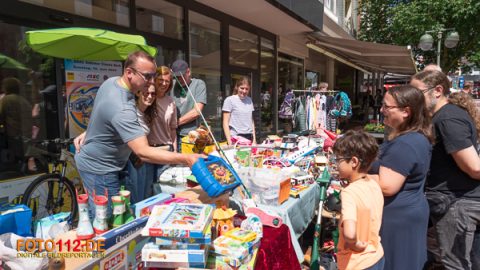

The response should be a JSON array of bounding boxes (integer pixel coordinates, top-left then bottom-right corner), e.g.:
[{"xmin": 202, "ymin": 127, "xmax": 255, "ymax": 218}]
[
  {"xmin": 336, "ymin": 68, "xmax": 480, "ymax": 270},
  {"xmin": 72, "ymin": 51, "xmax": 259, "ymax": 217},
  {"xmin": 10, "ymin": 48, "xmax": 474, "ymax": 269}
]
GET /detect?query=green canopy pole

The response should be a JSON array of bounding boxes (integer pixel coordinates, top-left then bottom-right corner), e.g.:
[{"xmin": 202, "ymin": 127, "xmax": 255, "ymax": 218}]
[{"xmin": 311, "ymin": 169, "xmax": 331, "ymax": 270}]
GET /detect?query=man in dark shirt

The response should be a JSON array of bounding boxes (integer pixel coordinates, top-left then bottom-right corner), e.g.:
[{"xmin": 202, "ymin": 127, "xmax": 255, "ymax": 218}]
[
  {"xmin": 0, "ymin": 77, "xmax": 32, "ymax": 164},
  {"xmin": 411, "ymin": 70, "xmax": 480, "ymax": 269}
]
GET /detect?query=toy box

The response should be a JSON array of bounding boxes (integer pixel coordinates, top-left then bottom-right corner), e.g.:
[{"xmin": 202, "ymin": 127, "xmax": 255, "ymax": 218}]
[
  {"xmin": 94, "ymin": 215, "xmax": 148, "ymax": 250},
  {"xmin": 291, "ymin": 175, "xmax": 315, "ymax": 186},
  {"xmin": 223, "ymin": 228, "xmax": 257, "ymax": 243},
  {"xmin": 63, "ymin": 229, "xmax": 150, "ymax": 270},
  {"xmin": 290, "ymin": 184, "xmax": 309, "ymax": 198},
  {"xmin": 191, "ymin": 155, "xmax": 242, "ymax": 197},
  {"xmin": 207, "ymin": 248, "xmax": 259, "ymax": 269},
  {"xmin": 155, "ymin": 224, "xmax": 212, "ymax": 245},
  {"xmin": 142, "ymin": 203, "xmax": 213, "ymax": 238},
  {"xmin": 286, "ymin": 145, "xmax": 319, "ymax": 163},
  {"xmin": 132, "ymin": 192, "xmax": 171, "ymax": 218},
  {"xmin": 162, "ymin": 197, "xmax": 190, "ymax": 205},
  {"xmin": 238, "ymin": 167, "xmax": 291, "ymax": 205},
  {"xmin": 213, "ymin": 235, "xmax": 260, "ymax": 261},
  {"xmin": 142, "ymin": 242, "xmax": 208, "ymax": 268}
]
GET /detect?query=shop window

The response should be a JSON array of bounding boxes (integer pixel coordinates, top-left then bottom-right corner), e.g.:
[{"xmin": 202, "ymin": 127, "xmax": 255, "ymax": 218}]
[
  {"xmin": 277, "ymin": 52, "xmax": 304, "ymax": 133},
  {"xmin": 0, "ymin": 22, "xmax": 59, "ymax": 181},
  {"xmin": 189, "ymin": 11, "xmax": 222, "ymax": 138},
  {"xmin": 155, "ymin": 47, "xmax": 184, "ymax": 68},
  {"xmin": 229, "ymin": 26, "xmax": 258, "ymax": 70},
  {"xmin": 306, "ymin": 71, "xmax": 319, "ymax": 89},
  {"xmin": 136, "ymin": 0, "xmax": 183, "ymax": 40},
  {"xmin": 260, "ymin": 38, "xmax": 274, "ymax": 136},
  {"xmin": 19, "ymin": 0, "xmax": 130, "ymax": 26},
  {"xmin": 325, "ymin": 0, "xmax": 337, "ymax": 15}
]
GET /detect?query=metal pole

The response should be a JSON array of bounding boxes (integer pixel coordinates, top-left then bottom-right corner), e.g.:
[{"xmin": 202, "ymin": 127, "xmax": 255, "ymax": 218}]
[
  {"xmin": 437, "ymin": 31, "xmax": 443, "ymax": 67},
  {"xmin": 172, "ymin": 71, "xmax": 252, "ymax": 198}
]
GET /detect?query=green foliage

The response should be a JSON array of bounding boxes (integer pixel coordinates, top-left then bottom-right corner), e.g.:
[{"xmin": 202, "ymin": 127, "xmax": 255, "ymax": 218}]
[
  {"xmin": 358, "ymin": 0, "xmax": 480, "ymax": 72},
  {"xmin": 18, "ymin": 38, "xmax": 54, "ymax": 78}
]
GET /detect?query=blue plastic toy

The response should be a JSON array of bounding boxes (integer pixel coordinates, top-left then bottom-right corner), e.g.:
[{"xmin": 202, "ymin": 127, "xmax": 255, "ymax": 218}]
[{"xmin": 191, "ymin": 155, "xmax": 242, "ymax": 197}]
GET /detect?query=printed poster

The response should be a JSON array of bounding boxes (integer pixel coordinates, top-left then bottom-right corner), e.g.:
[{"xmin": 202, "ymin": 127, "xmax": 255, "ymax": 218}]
[{"xmin": 65, "ymin": 60, "xmax": 122, "ymax": 137}]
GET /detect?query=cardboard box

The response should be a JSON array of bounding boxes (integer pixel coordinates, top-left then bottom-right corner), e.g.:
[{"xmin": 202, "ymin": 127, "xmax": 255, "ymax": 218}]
[
  {"xmin": 155, "ymin": 225, "xmax": 212, "ymax": 245},
  {"xmin": 175, "ymin": 186, "xmax": 230, "ymax": 207},
  {"xmin": 142, "ymin": 242, "xmax": 208, "ymax": 268},
  {"xmin": 206, "ymin": 248, "xmax": 259, "ymax": 270},
  {"xmin": 60, "ymin": 229, "xmax": 150, "ymax": 270},
  {"xmin": 213, "ymin": 236, "xmax": 260, "ymax": 261},
  {"xmin": 94, "ymin": 216, "xmax": 148, "ymax": 250},
  {"xmin": 132, "ymin": 193, "xmax": 172, "ymax": 218}
]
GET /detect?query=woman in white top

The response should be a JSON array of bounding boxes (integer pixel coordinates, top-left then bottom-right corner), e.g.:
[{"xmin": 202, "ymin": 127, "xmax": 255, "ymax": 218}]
[{"xmin": 222, "ymin": 76, "xmax": 256, "ymax": 145}]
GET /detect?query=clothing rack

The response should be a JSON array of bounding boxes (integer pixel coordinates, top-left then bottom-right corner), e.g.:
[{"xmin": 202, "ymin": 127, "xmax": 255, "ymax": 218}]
[{"xmin": 291, "ymin": 89, "xmax": 338, "ymax": 94}]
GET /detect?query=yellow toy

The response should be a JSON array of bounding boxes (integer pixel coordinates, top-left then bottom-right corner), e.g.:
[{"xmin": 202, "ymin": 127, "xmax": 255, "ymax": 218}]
[{"xmin": 213, "ymin": 206, "xmax": 237, "ymax": 237}]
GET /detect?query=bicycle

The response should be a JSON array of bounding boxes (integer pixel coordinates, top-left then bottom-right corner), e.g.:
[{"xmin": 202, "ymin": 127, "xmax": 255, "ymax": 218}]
[{"xmin": 21, "ymin": 138, "xmax": 82, "ymax": 225}]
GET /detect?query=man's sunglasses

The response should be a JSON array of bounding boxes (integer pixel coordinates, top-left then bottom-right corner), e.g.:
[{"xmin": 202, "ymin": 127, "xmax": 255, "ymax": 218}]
[{"xmin": 130, "ymin": 67, "xmax": 157, "ymax": 82}]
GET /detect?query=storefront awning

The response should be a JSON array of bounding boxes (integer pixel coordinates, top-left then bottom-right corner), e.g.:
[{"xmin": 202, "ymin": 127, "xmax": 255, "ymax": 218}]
[{"xmin": 308, "ymin": 35, "xmax": 417, "ymax": 75}]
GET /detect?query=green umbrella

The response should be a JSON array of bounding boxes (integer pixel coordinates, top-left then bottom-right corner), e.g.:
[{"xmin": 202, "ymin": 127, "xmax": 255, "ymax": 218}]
[
  {"xmin": 26, "ymin": 27, "xmax": 157, "ymax": 60},
  {"xmin": 0, "ymin": 53, "xmax": 28, "ymax": 70}
]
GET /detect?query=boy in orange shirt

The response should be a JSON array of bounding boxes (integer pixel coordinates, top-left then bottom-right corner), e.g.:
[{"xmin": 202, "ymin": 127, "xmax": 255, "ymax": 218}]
[{"xmin": 333, "ymin": 130, "xmax": 384, "ymax": 270}]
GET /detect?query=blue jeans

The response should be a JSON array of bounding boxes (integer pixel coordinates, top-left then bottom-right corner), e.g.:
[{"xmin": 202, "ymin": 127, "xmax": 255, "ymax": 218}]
[
  {"xmin": 145, "ymin": 163, "xmax": 170, "ymax": 194},
  {"xmin": 364, "ymin": 256, "xmax": 384, "ymax": 270},
  {"xmin": 125, "ymin": 160, "xmax": 153, "ymax": 204},
  {"xmin": 78, "ymin": 169, "xmax": 127, "ymax": 219},
  {"xmin": 431, "ymin": 198, "xmax": 480, "ymax": 269}
]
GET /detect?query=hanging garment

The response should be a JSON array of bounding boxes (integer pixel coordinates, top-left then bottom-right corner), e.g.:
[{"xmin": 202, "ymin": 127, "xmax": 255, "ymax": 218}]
[
  {"xmin": 329, "ymin": 91, "xmax": 352, "ymax": 118},
  {"xmin": 307, "ymin": 96, "xmax": 316, "ymax": 131},
  {"xmin": 295, "ymin": 97, "xmax": 306, "ymax": 131},
  {"xmin": 318, "ymin": 94, "xmax": 327, "ymax": 129},
  {"xmin": 326, "ymin": 114, "xmax": 337, "ymax": 132},
  {"xmin": 279, "ymin": 91, "xmax": 294, "ymax": 119}
]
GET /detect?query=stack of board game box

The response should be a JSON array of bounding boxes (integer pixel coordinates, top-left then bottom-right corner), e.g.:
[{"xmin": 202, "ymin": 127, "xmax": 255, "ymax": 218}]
[
  {"xmin": 212, "ymin": 228, "xmax": 260, "ymax": 267},
  {"xmin": 141, "ymin": 203, "xmax": 214, "ymax": 268}
]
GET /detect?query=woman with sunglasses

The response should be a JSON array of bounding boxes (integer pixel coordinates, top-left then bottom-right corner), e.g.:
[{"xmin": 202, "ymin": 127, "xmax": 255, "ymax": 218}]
[
  {"xmin": 125, "ymin": 82, "xmax": 157, "ymax": 203},
  {"xmin": 369, "ymin": 85, "xmax": 433, "ymax": 270}
]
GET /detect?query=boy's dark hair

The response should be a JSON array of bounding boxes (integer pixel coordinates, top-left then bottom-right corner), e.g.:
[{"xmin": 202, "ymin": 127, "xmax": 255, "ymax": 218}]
[{"xmin": 332, "ymin": 130, "xmax": 379, "ymax": 172}]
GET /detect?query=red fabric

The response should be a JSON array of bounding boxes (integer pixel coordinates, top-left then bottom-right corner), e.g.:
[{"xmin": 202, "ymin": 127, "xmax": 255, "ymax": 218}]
[
  {"xmin": 255, "ymin": 224, "xmax": 301, "ymax": 270},
  {"xmin": 323, "ymin": 129, "xmax": 337, "ymax": 140},
  {"xmin": 323, "ymin": 137, "xmax": 335, "ymax": 152}
]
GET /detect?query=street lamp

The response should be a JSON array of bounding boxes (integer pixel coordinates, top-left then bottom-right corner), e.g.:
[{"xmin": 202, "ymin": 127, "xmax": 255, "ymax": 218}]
[{"xmin": 418, "ymin": 25, "xmax": 459, "ymax": 67}]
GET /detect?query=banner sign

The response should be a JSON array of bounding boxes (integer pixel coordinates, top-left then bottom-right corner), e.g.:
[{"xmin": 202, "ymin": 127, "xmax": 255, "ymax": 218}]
[{"xmin": 65, "ymin": 60, "xmax": 122, "ymax": 137}]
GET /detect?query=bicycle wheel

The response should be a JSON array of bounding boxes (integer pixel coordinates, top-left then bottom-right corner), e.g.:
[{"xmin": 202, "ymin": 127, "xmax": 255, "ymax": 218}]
[{"xmin": 21, "ymin": 174, "xmax": 78, "ymax": 225}]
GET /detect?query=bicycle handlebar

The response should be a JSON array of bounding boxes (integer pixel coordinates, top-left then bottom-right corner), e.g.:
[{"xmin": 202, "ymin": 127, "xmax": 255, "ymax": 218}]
[{"xmin": 31, "ymin": 138, "xmax": 75, "ymax": 149}]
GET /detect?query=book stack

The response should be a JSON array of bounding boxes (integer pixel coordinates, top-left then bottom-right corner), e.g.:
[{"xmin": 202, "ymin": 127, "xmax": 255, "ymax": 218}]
[
  {"xmin": 212, "ymin": 228, "xmax": 260, "ymax": 266},
  {"xmin": 141, "ymin": 203, "xmax": 214, "ymax": 268}
]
